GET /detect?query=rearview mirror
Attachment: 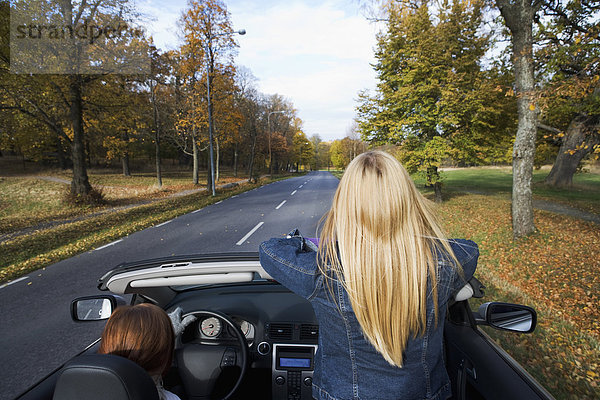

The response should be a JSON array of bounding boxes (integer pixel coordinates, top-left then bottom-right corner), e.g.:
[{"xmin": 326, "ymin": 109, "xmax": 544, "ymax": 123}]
[
  {"xmin": 71, "ymin": 295, "xmax": 126, "ymax": 322},
  {"xmin": 478, "ymin": 302, "xmax": 537, "ymax": 333}
]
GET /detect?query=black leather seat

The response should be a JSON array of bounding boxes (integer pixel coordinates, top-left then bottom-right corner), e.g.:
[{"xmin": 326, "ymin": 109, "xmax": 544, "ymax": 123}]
[{"xmin": 52, "ymin": 354, "xmax": 159, "ymax": 400}]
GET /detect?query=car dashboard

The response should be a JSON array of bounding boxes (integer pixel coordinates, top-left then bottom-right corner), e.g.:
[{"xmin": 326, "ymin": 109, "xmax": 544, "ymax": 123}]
[{"xmin": 168, "ymin": 281, "xmax": 319, "ymax": 400}]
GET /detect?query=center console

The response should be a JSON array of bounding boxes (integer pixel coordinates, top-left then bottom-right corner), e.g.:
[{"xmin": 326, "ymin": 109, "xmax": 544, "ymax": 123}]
[{"xmin": 271, "ymin": 344, "xmax": 318, "ymax": 400}]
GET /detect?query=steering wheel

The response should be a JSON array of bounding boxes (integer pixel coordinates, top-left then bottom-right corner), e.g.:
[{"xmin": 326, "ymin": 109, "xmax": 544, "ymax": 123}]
[{"xmin": 175, "ymin": 310, "xmax": 249, "ymax": 400}]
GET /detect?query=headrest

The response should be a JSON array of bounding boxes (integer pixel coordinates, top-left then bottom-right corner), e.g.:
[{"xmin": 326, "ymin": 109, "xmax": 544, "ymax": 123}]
[{"xmin": 53, "ymin": 354, "xmax": 159, "ymax": 400}]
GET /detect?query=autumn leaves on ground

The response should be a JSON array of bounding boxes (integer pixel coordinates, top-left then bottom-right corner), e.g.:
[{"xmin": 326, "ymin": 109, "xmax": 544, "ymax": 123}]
[
  {"xmin": 2, "ymin": 165, "xmax": 599, "ymax": 399},
  {"xmin": 432, "ymin": 169, "xmax": 600, "ymax": 400}
]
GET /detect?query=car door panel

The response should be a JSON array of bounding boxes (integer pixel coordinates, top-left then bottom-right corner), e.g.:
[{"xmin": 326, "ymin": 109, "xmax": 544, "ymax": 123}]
[{"xmin": 445, "ymin": 318, "xmax": 554, "ymax": 400}]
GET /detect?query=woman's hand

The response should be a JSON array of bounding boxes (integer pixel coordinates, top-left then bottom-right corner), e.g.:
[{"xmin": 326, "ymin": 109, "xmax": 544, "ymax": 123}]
[{"xmin": 168, "ymin": 307, "xmax": 197, "ymax": 336}]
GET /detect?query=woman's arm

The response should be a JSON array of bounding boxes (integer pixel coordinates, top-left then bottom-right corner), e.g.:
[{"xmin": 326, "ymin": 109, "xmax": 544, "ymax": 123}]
[{"xmin": 259, "ymin": 237, "xmax": 321, "ymax": 299}]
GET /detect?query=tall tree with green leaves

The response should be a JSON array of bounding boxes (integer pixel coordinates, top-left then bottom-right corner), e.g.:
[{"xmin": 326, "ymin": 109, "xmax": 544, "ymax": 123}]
[
  {"xmin": 357, "ymin": 0, "xmax": 504, "ymax": 202},
  {"xmin": 536, "ymin": 0, "xmax": 600, "ymax": 187}
]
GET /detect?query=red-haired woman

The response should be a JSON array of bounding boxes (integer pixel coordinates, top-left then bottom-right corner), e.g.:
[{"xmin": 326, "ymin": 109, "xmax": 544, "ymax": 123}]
[{"xmin": 99, "ymin": 303, "xmax": 180, "ymax": 400}]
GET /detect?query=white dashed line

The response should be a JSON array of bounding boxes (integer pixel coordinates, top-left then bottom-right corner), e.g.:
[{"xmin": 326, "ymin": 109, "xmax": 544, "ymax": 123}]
[
  {"xmin": 155, "ymin": 220, "xmax": 172, "ymax": 228},
  {"xmin": 94, "ymin": 239, "xmax": 123, "ymax": 251},
  {"xmin": 236, "ymin": 222, "xmax": 264, "ymax": 246},
  {"xmin": 192, "ymin": 209, "xmax": 202, "ymax": 214},
  {"xmin": 299, "ymin": 185, "xmax": 303, "ymax": 188},
  {"xmin": 291, "ymin": 190, "xmax": 297, "ymax": 195},
  {"xmin": 275, "ymin": 200, "xmax": 287, "ymax": 210},
  {"xmin": 216, "ymin": 200, "xmax": 223, "ymax": 204},
  {"xmin": 0, "ymin": 276, "xmax": 29, "ymax": 289}
]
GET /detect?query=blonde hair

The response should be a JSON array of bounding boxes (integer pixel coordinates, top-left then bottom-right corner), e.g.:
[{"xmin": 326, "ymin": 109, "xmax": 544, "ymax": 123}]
[{"xmin": 318, "ymin": 151, "xmax": 459, "ymax": 367}]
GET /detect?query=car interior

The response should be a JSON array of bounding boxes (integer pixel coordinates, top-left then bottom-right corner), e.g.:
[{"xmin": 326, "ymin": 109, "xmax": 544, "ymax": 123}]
[{"xmin": 16, "ymin": 255, "xmax": 553, "ymax": 400}]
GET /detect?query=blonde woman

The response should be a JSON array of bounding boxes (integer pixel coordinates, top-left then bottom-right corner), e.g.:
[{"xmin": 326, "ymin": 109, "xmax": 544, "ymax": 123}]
[{"xmin": 259, "ymin": 151, "xmax": 479, "ymax": 400}]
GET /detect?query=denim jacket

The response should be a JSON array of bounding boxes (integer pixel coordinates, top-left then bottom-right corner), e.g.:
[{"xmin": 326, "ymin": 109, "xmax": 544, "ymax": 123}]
[{"xmin": 259, "ymin": 233, "xmax": 479, "ymax": 400}]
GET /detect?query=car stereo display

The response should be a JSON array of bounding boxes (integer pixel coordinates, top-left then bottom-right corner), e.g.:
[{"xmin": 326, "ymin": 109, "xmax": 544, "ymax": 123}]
[{"xmin": 279, "ymin": 357, "xmax": 311, "ymax": 368}]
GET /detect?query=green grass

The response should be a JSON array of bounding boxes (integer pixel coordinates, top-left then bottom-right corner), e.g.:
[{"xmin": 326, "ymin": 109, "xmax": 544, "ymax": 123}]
[{"xmin": 412, "ymin": 167, "xmax": 600, "ymax": 213}]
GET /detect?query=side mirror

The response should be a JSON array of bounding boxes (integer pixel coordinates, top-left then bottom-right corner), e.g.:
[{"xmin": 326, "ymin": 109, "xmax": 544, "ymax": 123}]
[
  {"xmin": 71, "ymin": 295, "xmax": 126, "ymax": 322},
  {"xmin": 478, "ymin": 302, "xmax": 537, "ymax": 333}
]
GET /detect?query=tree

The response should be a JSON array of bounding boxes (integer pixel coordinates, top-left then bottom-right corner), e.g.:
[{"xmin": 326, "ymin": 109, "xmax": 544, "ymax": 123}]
[
  {"xmin": 292, "ymin": 130, "xmax": 314, "ymax": 171},
  {"xmin": 495, "ymin": 0, "xmax": 542, "ymax": 237},
  {"xmin": 357, "ymin": 0, "xmax": 504, "ymax": 202},
  {"xmin": 265, "ymin": 94, "xmax": 295, "ymax": 174},
  {"xmin": 536, "ymin": 0, "xmax": 600, "ymax": 187},
  {"xmin": 330, "ymin": 136, "xmax": 366, "ymax": 169},
  {"xmin": 2, "ymin": 0, "xmax": 149, "ymax": 199},
  {"xmin": 233, "ymin": 66, "xmax": 257, "ymax": 177},
  {"xmin": 182, "ymin": 0, "xmax": 237, "ymax": 192},
  {"xmin": 316, "ymin": 141, "xmax": 332, "ymax": 170},
  {"xmin": 147, "ymin": 45, "xmax": 175, "ymax": 188}
]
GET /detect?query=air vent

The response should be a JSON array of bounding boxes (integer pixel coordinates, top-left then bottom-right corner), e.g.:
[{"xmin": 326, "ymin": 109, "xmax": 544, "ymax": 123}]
[
  {"xmin": 268, "ymin": 323, "xmax": 293, "ymax": 341},
  {"xmin": 300, "ymin": 324, "xmax": 319, "ymax": 341}
]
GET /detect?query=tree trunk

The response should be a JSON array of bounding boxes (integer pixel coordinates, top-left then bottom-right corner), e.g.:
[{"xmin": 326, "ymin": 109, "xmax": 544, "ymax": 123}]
[
  {"xmin": 545, "ymin": 115, "xmax": 599, "ymax": 187},
  {"xmin": 122, "ymin": 130, "xmax": 130, "ymax": 176},
  {"xmin": 426, "ymin": 166, "xmax": 443, "ymax": 203},
  {"xmin": 248, "ymin": 126, "xmax": 257, "ymax": 183},
  {"xmin": 497, "ymin": 0, "xmax": 538, "ymax": 239},
  {"xmin": 68, "ymin": 75, "xmax": 92, "ymax": 196},
  {"xmin": 55, "ymin": 134, "xmax": 68, "ymax": 169},
  {"xmin": 151, "ymin": 79, "xmax": 162, "ymax": 188},
  {"xmin": 215, "ymin": 136, "xmax": 220, "ymax": 183},
  {"xmin": 122, "ymin": 154, "xmax": 130, "ymax": 176},
  {"xmin": 433, "ymin": 182, "xmax": 442, "ymax": 204},
  {"xmin": 233, "ymin": 141, "xmax": 238, "ymax": 177},
  {"xmin": 155, "ymin": 135, "xmax": 162, "ymax": 188},
  {"xmin": 193, "ymin": 138, "xmax": 199, "ymax": 185}
]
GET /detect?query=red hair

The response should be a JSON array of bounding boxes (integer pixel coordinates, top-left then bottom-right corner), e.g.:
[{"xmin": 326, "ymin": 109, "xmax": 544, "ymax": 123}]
[{"xmin": 99, "ymin": 303, "xmax": 174, "ymax": 376}]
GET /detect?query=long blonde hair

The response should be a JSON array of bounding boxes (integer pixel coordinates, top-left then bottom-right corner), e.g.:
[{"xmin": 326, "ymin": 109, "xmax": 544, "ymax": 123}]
[{"xmin": 318, "ymin": 151, "xmax": 459, "ymax": 367}]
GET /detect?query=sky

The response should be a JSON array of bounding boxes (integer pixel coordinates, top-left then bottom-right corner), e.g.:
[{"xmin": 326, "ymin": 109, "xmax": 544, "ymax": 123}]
[{"xmin": 136, "ymin": 0, "xmax": 381, "ymax": 142}]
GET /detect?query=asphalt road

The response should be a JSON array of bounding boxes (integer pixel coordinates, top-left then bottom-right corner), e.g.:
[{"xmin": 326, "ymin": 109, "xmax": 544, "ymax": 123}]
[{"xmin": 0, "ymin": 171, "xmax": 339, "ymax": 400}]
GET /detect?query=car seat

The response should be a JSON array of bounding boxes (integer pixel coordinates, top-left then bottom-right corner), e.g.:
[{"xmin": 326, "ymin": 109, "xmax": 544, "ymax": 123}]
[{"xmin": 52, "ymin": 354, "xmax": 159, "ymax": 400}]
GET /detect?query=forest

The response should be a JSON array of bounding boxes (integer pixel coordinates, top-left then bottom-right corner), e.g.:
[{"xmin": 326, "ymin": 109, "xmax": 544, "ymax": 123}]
[
  {"xmin": 1, "ymin": 0, "xmax": 598, "ymax": 223},
  {"xmin": 0, "ymin": 0, "xmax": 367, "ymax": 201},
  {"xmin": 356, "ymin": 0, "xmax": 598, "ymax": 237}
]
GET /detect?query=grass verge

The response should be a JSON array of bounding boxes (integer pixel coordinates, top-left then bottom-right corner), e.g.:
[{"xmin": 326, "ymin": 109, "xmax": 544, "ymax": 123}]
[
  {"xmin": 438, "ymin": 193, "xmax": 599, "ymax": 399},
  {"xmin": 0, "ymin": 176, "xmax": 286, "ymax": 284}
]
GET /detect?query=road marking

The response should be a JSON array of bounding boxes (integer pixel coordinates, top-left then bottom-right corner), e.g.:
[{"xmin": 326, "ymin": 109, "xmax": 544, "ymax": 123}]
[
  {"xmin": 192, "ymin": 209, "xmax": 202, "ymax": 214},
  {"xmin": 236, "ymin": 222, "xmax": 264, "ymax": 246},
  {"xmin": 155, "ymin": 220, "xmax": 172, "ymax": 228},
  {"xmin": 0, "ymin": 276, "xmax": 29, "ymax": 289},
  {"xmin": 231, "ymin": 195, "xmax": 238, "ymax": 198},
  {"xmin": 275, "ymin": 200, "xmax": 287, "ymax": 210},
  {"xmin": 95, "ymin": 239, "xmax": 123, "ymax": 251},
  {"xmin": 216, "ymin": 200, "xmax": 223, "ymax": 204},
  {"xmin": 291, "ymin": 190, "xmax": 297, "ymax": 195},
  {"xmin": 299, "ymin": 185, "xmax": 303, "ymax": 188}
]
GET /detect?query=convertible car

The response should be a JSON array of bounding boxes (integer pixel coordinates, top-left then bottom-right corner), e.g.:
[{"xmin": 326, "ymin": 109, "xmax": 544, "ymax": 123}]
[{"xmin": 17, "ymin": 253, "xmax": 554, "ymax": 400}]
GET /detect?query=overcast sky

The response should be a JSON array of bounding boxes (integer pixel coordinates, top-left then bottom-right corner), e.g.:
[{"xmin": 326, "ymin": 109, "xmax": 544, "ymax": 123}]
[{"xmin": 137, "ymin": 0, "xmax": 381, "ymax": 142}]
